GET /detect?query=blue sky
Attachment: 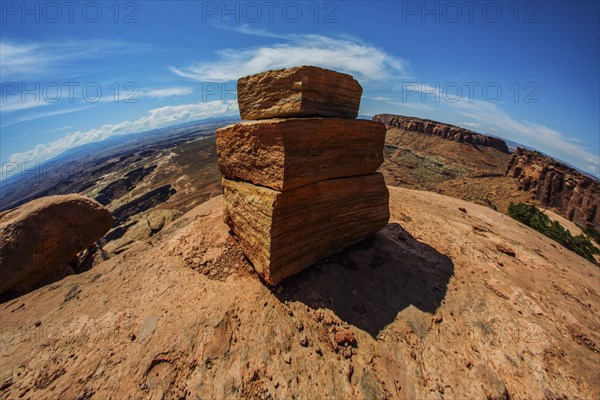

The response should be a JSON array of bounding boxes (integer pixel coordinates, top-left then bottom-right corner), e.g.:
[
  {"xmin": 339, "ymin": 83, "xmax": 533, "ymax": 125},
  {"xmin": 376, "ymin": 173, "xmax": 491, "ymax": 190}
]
[{"xmin": 1, "ymin": 0, "xmax": 599, "ymax": 177}]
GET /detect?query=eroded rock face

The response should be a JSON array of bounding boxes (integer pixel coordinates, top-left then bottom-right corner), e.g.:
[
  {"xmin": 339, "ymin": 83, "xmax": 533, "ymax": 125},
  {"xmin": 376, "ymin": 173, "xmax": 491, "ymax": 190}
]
[
  {"xmin": 505, "ymin": 147, "xmax": 600, "ymax": 229},
  {"xmin": 0, "ymin": 194, "xmax": 113, "ymax": 297},
  {"xmin": 222, "ymin": 174, "xmax": 390, "ymax": 285},
  {"xmin": 217, "ymin": 118, "xmax": 385, "ymax": 191},
  {"xmin": 373, "ymin": 114, "xmax": 509, "ymax": 153},
  {"xmin": 237, "ymin": 66, "xmax": 363, "ymax": 120}
]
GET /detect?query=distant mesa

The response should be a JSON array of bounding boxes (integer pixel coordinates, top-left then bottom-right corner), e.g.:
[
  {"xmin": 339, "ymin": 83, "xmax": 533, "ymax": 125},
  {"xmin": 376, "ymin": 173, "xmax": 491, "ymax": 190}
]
[
  {"xmin": 506, "ymin": 147, "xmax": 600, "ymax": 230},
  {"xmin": 373, "ymin": 113, "xmax": 510, "ymax": 153},
  {"xmin": 0, "ymin": 194, "xmax": 113, "ymax": 299},
  {"xmin": 217, "ymin": 66, "xmax": 389, "ymax": 285}
]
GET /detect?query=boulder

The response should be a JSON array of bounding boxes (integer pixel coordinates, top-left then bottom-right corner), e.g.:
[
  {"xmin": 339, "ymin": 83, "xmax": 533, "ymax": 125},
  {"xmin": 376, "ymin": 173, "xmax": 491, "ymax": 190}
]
[
  {"xmin": 217, "ymin": 118, "xmax": 385, "ymax": 191},
  {"xmin": 0, "ymin": 194, "xmax": 113, "ymax": 297},
  {"xmin": 237, "ymin": 66, "xmax": 363, "ymax": 120},
  {"xmin": 123, "ymin": 209, "xmax": 183, "ymax": 241},
  {"xmin": 222, "ymin": 173, "xmax": 389, "ymax": 285}
]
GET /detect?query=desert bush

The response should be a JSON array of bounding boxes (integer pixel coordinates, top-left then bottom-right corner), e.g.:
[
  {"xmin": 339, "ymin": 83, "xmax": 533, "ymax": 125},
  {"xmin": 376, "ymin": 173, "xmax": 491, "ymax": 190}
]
[
  {"xmin": 508, "ymin": 202, "xmax": 600, "ymax": 263},
  {"xmin": 584, "ymin": 227, "xmax": 600, "ymax": 246}
]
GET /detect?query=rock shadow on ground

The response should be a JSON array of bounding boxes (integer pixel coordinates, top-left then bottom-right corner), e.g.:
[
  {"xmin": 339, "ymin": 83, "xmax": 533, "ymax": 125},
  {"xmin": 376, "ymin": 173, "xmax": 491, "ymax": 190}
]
[{"xmin": 275, "ymin": 223, "xmax": 454, "ymax": 336}]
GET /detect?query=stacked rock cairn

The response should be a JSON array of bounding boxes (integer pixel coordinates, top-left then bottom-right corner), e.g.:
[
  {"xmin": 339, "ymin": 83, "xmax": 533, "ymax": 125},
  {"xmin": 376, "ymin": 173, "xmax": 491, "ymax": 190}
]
[{"xmin": 216, "ymin": 66, "xmax": 390, "ymax": 285}]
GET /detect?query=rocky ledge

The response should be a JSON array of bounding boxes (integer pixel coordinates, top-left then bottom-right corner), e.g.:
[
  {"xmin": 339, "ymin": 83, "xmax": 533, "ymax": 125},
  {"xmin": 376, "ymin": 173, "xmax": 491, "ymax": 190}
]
[
  {"xmin": 373, "ymin": 114, "xmax": 509, "ymax": 153},
  {"xmin": 505, "ymin": 147, "xmax": 600, "ymax": 229}
]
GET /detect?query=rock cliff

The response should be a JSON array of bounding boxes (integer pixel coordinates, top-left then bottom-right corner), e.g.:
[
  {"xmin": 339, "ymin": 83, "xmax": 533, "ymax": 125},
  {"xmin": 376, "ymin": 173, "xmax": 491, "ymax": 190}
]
[
  {"xmin": 373, "ymin": 114, "xmax": 509, "ymax": 153},
  {"xmin": 505, "ymin": 147, "xmax": 600, "ymax": 229}
]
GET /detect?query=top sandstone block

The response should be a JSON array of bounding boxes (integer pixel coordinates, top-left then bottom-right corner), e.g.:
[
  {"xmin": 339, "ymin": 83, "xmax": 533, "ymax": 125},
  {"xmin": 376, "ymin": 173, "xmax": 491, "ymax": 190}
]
[{"xmin": 237, "ymin": 66, "xmax": 363, "ymax": 120}]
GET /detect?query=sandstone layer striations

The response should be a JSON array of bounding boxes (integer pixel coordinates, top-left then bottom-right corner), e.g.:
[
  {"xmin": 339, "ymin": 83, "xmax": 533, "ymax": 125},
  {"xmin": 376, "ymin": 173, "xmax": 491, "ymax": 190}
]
[
  {"xmin": 505, "ymin": 147, "xmax": 600, "ymax": 229},
  {"xmin": 0, "ymin": 194, "xmax": 113, "ymax": 297},
  {"xmin": 218, "ymin": 66, "xmax": 389, "ymax": 285},
  {"xmin": 216, "ymin": 118, "xmax": 385, "ymax": 191},
  {"xmin": 237, "ymin": 66, "xmax": 363, "ymax": 120},
  {"xmin": 373, "ymin": 114, "xmax": 509, "ymax": 153},
  {"xmin": 222, "ymin": 174, "xmax": 389, "ymax": 285}
]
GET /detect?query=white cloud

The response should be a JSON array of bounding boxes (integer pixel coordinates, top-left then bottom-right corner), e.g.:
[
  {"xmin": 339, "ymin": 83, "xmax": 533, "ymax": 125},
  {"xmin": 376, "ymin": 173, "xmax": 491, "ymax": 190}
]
[
  {"xmin": 142, "ymin": 87, "xmax": 194, "ymax": 98},
  {"xmin": 2, "ymin": 100, "xmax": 238, "ymax": 174},
  {"xmin": 0, "ymin": 106, "xmax": 92, "ymax": 128},
  {"xmin": 0, "ymin": 39, "xmax": 149, "ymax": 82},
  {"xmin": 1, "ymin": 85, "xmax": 194, "ymax": 116},
  {"xmin": 48, "ymin": 126, "xmax": 73, "ymax": 133},
  {"xmin": 363, "ymin": 95, "xmax": 435, "ymax": 112},
  {"xmin": 450, "ymin": 99, "xmax": 600, "ymax": 176},
  {"xmin": 0, "ymin": 95, "xmax": 52, "ymax": 113},
  {"xmin": 457, "ymin": 121, "xmax": 482, "ymax": 129},
  {"xmin": 170, "ymin": 34, "xmax": 409, "ymax": 84},
  {"xmin": 213, "ymin": 23, "xmax": 290, "ymax": 39},
  {"xmin": 0, "ymin": 41, "xmax": 44, "ymax": 81},
  {"xmin": 375, "ymin": 100, "xmax": 434, "ymax": 111}
]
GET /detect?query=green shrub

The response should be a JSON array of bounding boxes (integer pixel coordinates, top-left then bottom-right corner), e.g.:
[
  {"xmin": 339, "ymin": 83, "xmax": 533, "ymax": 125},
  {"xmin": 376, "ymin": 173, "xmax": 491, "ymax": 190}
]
[
  {"xmin": 507, "ymin": 202, "xmax": 600, "ymax": 263},
  {"xmin": 584, "ymin": 227, "xmax": 600, "ymax": 246}
]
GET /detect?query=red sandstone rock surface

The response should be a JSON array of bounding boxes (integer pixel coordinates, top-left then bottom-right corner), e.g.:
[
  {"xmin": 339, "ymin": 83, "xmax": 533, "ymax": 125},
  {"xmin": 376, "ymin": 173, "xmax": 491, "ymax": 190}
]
[
  {"xmin": 219, "ymin": 67, "xmax": 389, "ymax": 285},
  {"xmin": 216, "ymin": 118, "xmax": 385, "ymax": 191},
  {"xmin": 222, "ymin": 174, "xmax": 390, "ymax": 285},
  {"xmin": 0, "ymin": 194, "xmax": 113, "ymax": 298},
  {"xmin": 237, "ymin": 66, "xmax": 363, "ymax": 120},
  {"xmin": 1, "ymin": 189, "xmax": 598, "ymax": 399}
]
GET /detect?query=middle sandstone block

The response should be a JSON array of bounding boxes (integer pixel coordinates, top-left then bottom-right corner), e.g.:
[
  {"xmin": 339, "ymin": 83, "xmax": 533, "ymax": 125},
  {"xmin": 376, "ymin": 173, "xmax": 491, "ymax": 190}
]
[{"xmin": 216, "ymin": 118, "xmax": 386, "ymax": 191}]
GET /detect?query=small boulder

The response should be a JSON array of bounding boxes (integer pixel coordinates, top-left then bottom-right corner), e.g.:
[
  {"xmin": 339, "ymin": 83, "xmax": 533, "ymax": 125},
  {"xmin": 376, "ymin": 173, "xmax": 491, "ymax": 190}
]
[
  {"xmin": 0, "ymin": 194, "xmax": 113, "ymax": 298},
  {"xmin": 124, "ymin": 209, "xmax": 182, "ymax": 241}
]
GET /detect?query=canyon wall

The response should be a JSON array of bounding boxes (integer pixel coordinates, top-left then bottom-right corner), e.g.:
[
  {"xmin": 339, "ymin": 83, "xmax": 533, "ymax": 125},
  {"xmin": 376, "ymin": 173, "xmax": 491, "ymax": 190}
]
[
  {"xmin": 505, "ymin": 148, "xmax": 599, "ymax": 230},
  {"xmin": 373, "ymin": 114, "xmax": 509, "ymax": 153}
]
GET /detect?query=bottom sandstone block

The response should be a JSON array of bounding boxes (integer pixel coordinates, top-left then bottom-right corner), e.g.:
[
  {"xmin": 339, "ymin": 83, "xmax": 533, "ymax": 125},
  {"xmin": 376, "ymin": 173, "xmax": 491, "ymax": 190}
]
[{"xmin": 222, "ymin": 173, "xmax": 390, "ymax": 285}]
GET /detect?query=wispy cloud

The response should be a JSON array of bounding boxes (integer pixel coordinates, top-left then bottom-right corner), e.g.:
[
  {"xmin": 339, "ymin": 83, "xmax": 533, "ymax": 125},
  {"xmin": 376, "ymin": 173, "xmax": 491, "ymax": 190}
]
[
  {"xmin": 2, "ymin": 100, "xmax": 238, "ymax": 172},
  {"xmin": 1, "ymin": 83, "xmax": 193, "ymax": 115},
  {"xmin": 213, "ymin": 23, "xmax": 290, "ymax": 39},
  {"xmin": 0, "ymin": 38, "xmax": 150, "ymax": 82},
  {"xmin": 48, "ymin": 126, "xmax": 73, "ymax": 133},
  {"xmin": 451, "ymin": 99, "xmax": 599, "ymax": 176},
  {"xmin": 365, "ymin": 95, "xmax": 435, "ymax": 111},
  {"xmin": 170, "ymin": 33, "xmax": 409, "ymax": 84},
  {"xmin": 0, "ymin": 106, "xmax": 93, "ymax": 128},
  {"xmin": 142, "ymin": 87, "xmax": 194, "ymax": 98},
  {"xmin": 0, "ymin": 95, "xmax": 52, "ymax": 113},
  {"xmin": 457, "ymin": 121, "xmax": 482, "ymax": 129}
]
